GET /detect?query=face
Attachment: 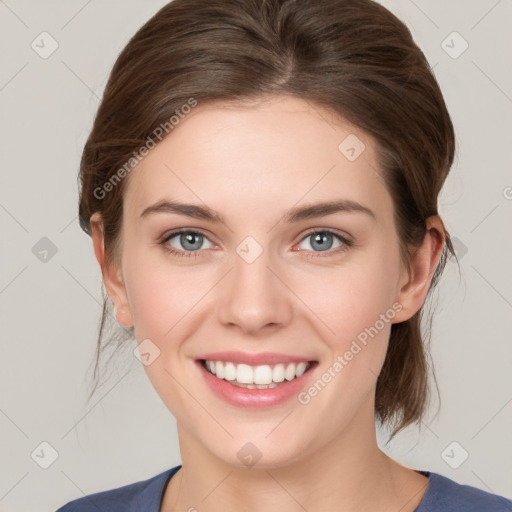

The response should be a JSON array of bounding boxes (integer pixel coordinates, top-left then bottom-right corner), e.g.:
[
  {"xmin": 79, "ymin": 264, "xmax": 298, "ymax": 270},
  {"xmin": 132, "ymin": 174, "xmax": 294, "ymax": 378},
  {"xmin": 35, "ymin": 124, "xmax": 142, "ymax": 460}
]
[{"xmin": 101, "ymin": 95, "xmax": 418, "ymax": 468}]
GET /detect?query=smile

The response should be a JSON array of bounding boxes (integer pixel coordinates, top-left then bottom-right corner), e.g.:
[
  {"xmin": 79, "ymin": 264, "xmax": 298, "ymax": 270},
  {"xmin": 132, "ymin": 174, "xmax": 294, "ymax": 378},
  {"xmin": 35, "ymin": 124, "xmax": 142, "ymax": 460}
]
[{"xmin": 202, "ymin": 359, "xmax": 312, "ymax": 389}]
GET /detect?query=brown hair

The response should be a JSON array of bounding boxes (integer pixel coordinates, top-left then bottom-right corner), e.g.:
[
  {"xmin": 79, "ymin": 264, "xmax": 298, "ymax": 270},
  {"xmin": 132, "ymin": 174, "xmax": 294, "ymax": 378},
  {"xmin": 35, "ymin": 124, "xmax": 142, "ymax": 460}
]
[{"xmin": 78, "ymin": 0, "xmax": 456, "ymax": 436}]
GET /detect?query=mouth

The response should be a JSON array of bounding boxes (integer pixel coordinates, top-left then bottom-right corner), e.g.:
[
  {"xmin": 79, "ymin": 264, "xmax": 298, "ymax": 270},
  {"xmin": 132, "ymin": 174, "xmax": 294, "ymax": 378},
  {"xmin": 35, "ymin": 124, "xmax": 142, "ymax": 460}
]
[
  {"xmin": 199, "ymin": 359, "xmax": 317, "ymax": 389},
  {"xmin": 194, "ymin": 351, "xmax": 319, "ymax": 407}
]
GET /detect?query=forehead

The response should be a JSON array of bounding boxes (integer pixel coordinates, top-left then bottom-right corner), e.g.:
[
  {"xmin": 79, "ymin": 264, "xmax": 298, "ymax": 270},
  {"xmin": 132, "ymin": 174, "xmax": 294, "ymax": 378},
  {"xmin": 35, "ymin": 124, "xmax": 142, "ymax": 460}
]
[{"xmin": 123, "ymin": 95, "xmax": 390, "ymax": 222}]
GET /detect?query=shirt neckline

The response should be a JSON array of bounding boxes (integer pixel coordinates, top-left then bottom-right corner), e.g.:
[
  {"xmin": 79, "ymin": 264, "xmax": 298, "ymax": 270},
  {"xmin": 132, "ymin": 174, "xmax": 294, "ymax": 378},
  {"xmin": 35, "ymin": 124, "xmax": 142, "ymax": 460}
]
[{"xmin": 155, "ymin": 466, "xmax": 434, "ymax": 511}]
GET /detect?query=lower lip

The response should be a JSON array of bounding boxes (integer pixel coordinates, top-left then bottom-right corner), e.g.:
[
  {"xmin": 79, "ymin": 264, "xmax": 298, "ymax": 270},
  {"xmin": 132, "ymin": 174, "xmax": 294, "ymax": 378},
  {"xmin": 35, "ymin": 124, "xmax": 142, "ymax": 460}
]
[{"xmin": 196, "ymin": 360, "xmax": 317, "ymax": 408}]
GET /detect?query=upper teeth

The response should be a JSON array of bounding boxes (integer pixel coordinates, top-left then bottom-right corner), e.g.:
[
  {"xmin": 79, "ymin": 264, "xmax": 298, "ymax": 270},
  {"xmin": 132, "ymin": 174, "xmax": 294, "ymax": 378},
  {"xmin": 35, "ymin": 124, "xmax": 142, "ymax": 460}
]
[{"xmin": 205, "ymin": 360, "xmax": 310, "ymax": 385}]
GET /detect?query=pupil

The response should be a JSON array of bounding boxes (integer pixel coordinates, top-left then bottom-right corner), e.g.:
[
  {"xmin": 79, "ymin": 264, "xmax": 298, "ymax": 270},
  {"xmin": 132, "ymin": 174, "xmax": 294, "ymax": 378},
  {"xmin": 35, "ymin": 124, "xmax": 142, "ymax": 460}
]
[
  {"xmin": 312, "ymin": 233, "xmax": 332, "ymax": 251},
  {"xmin": 182, "ymin": 233, "xmax": 202, "ymax": 250}
]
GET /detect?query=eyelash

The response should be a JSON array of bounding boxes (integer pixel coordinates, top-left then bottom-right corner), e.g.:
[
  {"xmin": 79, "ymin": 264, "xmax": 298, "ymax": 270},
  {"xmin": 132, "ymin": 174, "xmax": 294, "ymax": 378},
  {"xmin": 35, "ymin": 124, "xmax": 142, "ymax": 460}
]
[{"xmin": 158, "ymin": 228, "xmax": 353, "ymax": 259}]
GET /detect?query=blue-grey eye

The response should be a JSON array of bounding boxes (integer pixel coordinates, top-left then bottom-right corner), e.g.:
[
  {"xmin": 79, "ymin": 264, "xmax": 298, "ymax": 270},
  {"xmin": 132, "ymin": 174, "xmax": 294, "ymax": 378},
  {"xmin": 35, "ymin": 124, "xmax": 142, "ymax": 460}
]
[
  {"xmin": 298, "ymin": 231, "xmax": 346, "ymax": 252},
  {"xmin": 166, "ymin": 231, "xmax": 214, "ymax": 252}
]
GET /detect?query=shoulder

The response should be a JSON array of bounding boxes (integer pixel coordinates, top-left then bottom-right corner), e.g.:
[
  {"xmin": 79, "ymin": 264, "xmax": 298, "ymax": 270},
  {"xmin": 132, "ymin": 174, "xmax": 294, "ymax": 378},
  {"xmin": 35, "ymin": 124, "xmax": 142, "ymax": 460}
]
[
  {"xmin": 54, "ymin": 465, "xmax": 181, "ymax": 512},
  {"xmin": 416, "ymin": 471, "xmax": 512, "ymax": 512}
]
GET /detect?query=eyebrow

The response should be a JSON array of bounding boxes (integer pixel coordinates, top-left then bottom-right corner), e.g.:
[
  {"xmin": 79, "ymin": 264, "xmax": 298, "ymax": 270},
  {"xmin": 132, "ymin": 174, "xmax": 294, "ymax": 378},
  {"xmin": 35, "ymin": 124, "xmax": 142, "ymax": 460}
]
[{"xmin": 139, "ymin": 199, "xmax": 375, "ymax": 223}]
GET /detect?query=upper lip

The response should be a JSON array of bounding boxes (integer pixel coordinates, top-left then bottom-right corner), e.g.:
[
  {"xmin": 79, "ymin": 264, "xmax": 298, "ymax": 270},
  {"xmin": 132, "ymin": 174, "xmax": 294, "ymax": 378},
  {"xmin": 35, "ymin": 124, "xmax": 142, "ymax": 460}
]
[{"xmin": 196, "ymin": 351, "xmax": 316, "ymax": 366}]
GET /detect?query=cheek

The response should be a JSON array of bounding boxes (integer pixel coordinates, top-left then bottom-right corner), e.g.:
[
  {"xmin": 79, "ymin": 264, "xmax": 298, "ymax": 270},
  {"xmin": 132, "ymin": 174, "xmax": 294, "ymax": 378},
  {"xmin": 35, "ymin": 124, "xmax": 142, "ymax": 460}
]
[
  {"xmin": 122, "ymin": 245, "xmax": 209, "ymax": 340},
  {"xmin": 298, "ymin": 258, "xmax": 400, "ymax": 344},
  {"xmin": 292, "ymin": 264, "xmax": 400, "ymax": 417}
]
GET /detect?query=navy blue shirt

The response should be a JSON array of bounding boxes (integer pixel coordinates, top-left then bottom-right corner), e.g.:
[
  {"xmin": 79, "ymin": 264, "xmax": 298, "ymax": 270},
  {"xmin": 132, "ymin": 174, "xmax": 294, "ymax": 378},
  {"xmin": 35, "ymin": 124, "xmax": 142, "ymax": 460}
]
[{"xmin": 55, "ymin": 465, "xmax": 512, "ymax": 511}]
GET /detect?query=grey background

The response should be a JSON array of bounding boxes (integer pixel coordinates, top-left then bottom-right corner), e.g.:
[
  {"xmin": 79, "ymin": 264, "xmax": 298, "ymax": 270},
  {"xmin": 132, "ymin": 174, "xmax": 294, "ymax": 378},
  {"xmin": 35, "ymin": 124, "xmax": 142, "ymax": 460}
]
[{"xmin": 0, "ymin": 1, "xmax": 511, "ymax": 510}]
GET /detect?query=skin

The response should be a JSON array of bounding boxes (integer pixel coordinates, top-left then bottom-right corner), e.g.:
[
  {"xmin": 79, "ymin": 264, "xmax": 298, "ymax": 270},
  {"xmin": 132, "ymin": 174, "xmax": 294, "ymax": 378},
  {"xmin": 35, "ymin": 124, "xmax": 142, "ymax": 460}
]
[{"xmin": 91, "ymin": 95, "xmax": 445, "ymax": 512}]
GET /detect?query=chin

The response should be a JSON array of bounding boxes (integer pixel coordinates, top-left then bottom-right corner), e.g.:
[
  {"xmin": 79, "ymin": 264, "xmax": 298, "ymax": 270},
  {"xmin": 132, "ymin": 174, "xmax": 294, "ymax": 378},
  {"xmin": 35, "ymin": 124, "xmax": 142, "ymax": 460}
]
[{"xmin": 204, "ymin": 433, "xmax": 314, "ymax": 470}]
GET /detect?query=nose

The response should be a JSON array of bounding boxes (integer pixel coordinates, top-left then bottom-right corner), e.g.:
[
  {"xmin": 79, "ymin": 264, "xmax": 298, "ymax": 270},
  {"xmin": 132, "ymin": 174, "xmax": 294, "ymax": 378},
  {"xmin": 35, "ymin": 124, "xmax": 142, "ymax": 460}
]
[{"xmin": 217, "ymin": 245, "xmax": 294, "ymax": 335}]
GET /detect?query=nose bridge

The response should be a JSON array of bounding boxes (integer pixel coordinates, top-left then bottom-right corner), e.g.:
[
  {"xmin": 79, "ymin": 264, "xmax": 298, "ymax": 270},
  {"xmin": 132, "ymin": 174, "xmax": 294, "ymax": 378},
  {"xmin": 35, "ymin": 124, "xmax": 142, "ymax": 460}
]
[{"xmin": 217, "ymin": 237, "xmax": 292, "ymax": 333}]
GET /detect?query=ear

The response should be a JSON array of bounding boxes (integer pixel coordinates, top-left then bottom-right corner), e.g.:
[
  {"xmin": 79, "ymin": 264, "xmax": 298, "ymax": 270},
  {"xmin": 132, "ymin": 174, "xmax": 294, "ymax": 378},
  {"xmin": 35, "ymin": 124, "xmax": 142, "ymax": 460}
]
[
  {"xmin": 90, "ymin": 212, "xmax": 134, "ymax": 328},
  {"xmin": 392, "ymin": 216, "xmax": 446, "ymax": 323}
]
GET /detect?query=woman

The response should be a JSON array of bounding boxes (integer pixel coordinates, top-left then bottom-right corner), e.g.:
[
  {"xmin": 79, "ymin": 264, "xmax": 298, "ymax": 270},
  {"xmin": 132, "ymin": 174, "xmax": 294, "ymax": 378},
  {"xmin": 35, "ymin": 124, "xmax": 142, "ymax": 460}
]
[{"xmin": 56, "ymin": 0, "xmax": 511, "ymax": 510}]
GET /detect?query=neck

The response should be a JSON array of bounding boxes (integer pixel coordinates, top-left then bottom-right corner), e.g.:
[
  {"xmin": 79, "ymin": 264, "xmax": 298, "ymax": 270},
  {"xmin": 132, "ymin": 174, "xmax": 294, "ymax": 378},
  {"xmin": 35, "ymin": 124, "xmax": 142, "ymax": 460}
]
[{"xmin": 161, "ymin": 403, "xmax": 428, "ymax": 512}]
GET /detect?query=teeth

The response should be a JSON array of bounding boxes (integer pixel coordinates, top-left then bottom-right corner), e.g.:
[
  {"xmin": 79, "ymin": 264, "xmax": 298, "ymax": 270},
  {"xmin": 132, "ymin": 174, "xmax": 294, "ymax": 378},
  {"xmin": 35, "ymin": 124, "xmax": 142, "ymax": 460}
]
[
  {"xmin": 254, "ymin": 365, "xmax": 272, "ymax": 385},
  {"xmin": 272, "ymin": 364, "xmax": 285, "ymax": 382},
  {"xmin": 215, "ymin": 361, "xmax": 224, "ymax": 379},
  {"xmin": 296, "ymin": 362, "xmax": 308, "ymax": 377},
  {"xmin": 224, "ymin": 362, "xmax": 236, "ymax": 381},
  {"xmin": 203, "ymin": 360, "xmax": 311, "ymax": 386},
  {"xmin": 237, "ymin": 363, "xmax": 253, "ymax": 383},
  {"xmin": 285, "ymin": 363, "xmax": 296, "ymax": 381}
]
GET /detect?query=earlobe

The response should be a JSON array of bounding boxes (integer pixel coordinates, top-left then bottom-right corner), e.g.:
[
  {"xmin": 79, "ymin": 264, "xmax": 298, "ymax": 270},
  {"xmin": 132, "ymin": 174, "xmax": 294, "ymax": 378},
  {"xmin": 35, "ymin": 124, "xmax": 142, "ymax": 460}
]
[
  {"xmin": 90, "ymin": 212, "xmax": 134, "ymax": 328},
  {"xmin": 392, "ymin": 216, "xmax": 446, "ymax": 323}
]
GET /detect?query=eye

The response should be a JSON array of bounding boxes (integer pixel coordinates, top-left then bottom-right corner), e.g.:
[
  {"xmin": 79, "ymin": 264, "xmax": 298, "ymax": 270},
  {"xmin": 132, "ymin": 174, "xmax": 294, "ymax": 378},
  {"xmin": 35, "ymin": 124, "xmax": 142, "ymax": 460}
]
[
  {"xmin": 158, "ymin": 228, "xmax": 352, "ymax": 259},
  {"xmin": 159, "ymin": 230, "xmax": 215, "ymax": 258},
  {"xmin": 296, "ymin": 229, "xmax": 352, "ymax": 257}
]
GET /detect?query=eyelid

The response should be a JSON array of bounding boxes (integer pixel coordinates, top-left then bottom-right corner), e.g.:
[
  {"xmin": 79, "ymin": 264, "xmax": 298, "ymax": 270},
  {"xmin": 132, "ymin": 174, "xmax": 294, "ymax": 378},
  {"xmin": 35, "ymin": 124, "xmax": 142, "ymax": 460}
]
[
  {"xmin": 293, "ymin": 227, "xmax": 353, "ymax": 257},
  {"xmin": 159, "ymin": 227, "xmax": 214, "ymax": 243},
  {"xmin": 158, "ymin": 227, "xmax": 353, "ymax": 257},
  {"xmin": 299, "ymin": 227, "xmax": 353, "ymax": 244}
]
